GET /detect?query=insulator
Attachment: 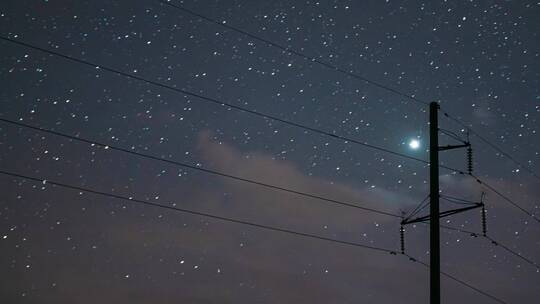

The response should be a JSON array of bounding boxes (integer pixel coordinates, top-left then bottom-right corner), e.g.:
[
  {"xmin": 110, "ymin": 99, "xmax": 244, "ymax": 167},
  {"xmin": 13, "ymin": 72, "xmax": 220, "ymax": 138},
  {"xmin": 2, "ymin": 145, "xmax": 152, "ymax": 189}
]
[
  {"xmin": 467, "ymin": 145, "xmax": 473, "ymax": 175},
  {"xmin": 481, "ymin": 204, "xmax": 487, "ymax": 237},
  {"xmin": 400, "ymin": 225, "xmax": 405, "ymax": 254}
]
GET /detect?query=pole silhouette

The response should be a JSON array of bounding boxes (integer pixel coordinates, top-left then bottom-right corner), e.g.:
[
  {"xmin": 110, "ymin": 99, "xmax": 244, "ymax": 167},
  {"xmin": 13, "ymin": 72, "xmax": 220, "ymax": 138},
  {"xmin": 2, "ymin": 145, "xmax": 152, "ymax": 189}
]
[{"xmin": 430, "ymin": 101, "xmax": 440, "ymax": 304}]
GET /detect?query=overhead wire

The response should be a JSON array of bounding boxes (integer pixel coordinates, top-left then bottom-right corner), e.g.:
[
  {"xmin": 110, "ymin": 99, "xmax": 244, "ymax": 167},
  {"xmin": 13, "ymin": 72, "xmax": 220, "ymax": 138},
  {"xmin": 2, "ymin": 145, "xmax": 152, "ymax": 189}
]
[
  {"xmin": 3, "ymin": 117, "xmax": 538, "ymax": 272},
  {"xmin": 437, "ymin": 163, "xmax": 539, "ymax": 224},
  {"xmin": 0, "ymin": 36, "xmax": 432, "ymax": 167},
  {"xmin": 0, "ymin": 168, "xmax": 512, "ymax": 304},
  {"xmin": 440, "ymin": 195, "xmax": 478, "ymax": 206},
  {"xmin": 470, "ymin": 173, "xmax": 540, "ymax": 223},
  {"xmin": 157, "ymin": 0, "xmax": 429, "ymax": 107},
  {"xmin": 440, "ymin": 194, "xmax": 479, "ymax": 205},
  {"xmin": 483, "ymin": 235, "xmax": 540, "ymax": 270},
  {"xmin": 443, "ymin": 111, "xmax": 540, "ymax": 181},
  {"xmin": 403, "ymin": 253, "xmax": 508, "ymax": 304},
  {"xmin": 1, "ymin": 35, "xmax": 536, "ymax": 272},
  {"xmin": 0, "ymin": 18, "xmax": 536, "ymax": 297},
  {"xmin": 160, "ymin": 0, "xmax": 540, "ymax": 185},
  {"xmin": 152, "ymin": 1, "xmax": 540, "ymax": 225},
  {"xmin": 423, "ymin": 223, "xmax": 539, "ymax": 271},
  {"xmin": 0, "ymin": 117, "xmax": 401, "ymax": 218},
  {"xmin": 438, "ymin": 128, "xmax": 468, "ymax": 144},
  {"xmin": 403, "ymin": 195, "xmax": 430, "ymax": 221},
  {"xmin": 0, "ymin": 169, "xmax": 395, "ymax": 253}
]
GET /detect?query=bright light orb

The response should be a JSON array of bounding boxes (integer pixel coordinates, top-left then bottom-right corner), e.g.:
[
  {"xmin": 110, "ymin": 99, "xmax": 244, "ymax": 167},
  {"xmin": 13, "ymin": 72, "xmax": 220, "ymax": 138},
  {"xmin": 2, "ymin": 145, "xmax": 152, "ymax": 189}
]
[{"xmin": 409, "ymin": 139, "xmax": 420, "ymax": 150}]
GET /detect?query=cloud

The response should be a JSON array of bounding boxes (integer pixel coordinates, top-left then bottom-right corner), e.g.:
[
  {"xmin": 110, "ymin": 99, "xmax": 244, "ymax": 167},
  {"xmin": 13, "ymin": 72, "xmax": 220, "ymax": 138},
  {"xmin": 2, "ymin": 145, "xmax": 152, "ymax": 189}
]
[
  {"xmin": 194, "ymin": 130, "xmax": 411, "ymax": 226},
  {"xmin": 3, "ymin": 131, "xmax": 538, "ymax": 304}
]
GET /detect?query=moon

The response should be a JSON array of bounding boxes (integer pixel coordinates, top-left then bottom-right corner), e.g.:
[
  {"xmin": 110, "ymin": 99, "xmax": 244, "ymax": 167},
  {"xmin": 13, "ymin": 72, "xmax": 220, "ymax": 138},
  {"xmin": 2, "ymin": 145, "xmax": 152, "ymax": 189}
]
[{"xmin": 409, "ymin": 139, "xmax": 420, "ymax": 150}]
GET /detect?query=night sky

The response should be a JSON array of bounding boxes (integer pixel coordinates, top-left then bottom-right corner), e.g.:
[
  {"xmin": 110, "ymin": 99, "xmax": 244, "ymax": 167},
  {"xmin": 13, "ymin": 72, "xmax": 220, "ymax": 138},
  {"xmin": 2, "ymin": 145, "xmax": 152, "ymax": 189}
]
[{"xmin": 1, "ymin": 0, "xmax": 539, "ymax": 303}]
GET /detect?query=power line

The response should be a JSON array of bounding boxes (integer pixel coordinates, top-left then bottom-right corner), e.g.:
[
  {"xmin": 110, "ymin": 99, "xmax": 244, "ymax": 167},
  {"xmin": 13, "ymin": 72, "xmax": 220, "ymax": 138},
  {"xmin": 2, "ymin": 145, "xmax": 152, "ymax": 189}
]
[
  {"xmin": 2, "ymin": 34, "xmax": 536, "ymax": 285},
  {"xmin": 437, "ymin": 164, "xmax": 539, "ymax": 224},
  {"xmin": 0, "ymin": 168, "xmax": 512, "ymax": 303},
  {"xmin": 443, "ymin": 111, "xmax": 540, "ymax": 181},
  {"xmin": 4, "ymin": 117, "xmax": 538, "ymax": 272},
  {"xmin": 403, "ymin": 194, "xmax": 430, "ymax": 221},
  {"xmin": 157, "ymin": 0, "xmax": 429, "ymax": 107},
  {"xmin": 152, "ymin": 2, "xmax": 540, "ymax": 224},
  {"xmin": 403, "ymin": 253, "xmax": 508, "ymax": 304},
  {"xmin": 0, "ymin": 36, "xmax": 430, "ymax": 166},
  {"xmin": 434, "ymin": 224, "xmax": 539, "ymax": 271},
  {"xmin": 159, "ymin": 0, "xmax": 540, "ymax": 187},
  {"xmin": 0, "ymin": 169, "xmax": 395, "ymax": 253},
  {"xmin": 484, "ymin": 235, "xmax": 540, "ymax": 270},
  {"xmin": 440, "ymin": 194, "xmax": 479, "ymax": 205},
  {"xmin": 470, "ymin": 173, "xmax": 540, "ymax": 223},
  {"xmin": 138, "ymin": 0, "xmax": 540, "ymax": 226},
  {"xmin": 0, "ymin": 117, "xmax": 401, "ymax": 218},
  {"xmin": 440, "ymin": 196, "xmax": 478, "ymax": 206},
  {"xmin": 1, "ymin": 36, "xmax": 475, "ymax": 178},
  {"xmin": 438, "ymin": 128, "xmax": 468, "ymax": 144},
  {"xmin": 4, "ymin": 117, "xmax": 536, "ymax": 258},
  {"xmin": 438, "ymin": 223, "xmax": 478, "ymax": 236},
  {"xmin": 0, "ymin": 10, "xmax": 533, "ymax": 302}
]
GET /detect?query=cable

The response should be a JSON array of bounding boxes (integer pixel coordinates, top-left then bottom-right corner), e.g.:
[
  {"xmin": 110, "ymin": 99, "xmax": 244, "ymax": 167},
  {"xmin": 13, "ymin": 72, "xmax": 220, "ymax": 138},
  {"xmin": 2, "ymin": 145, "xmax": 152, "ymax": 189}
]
[
  {"xmin": 159, "ymin": 0, "xmax": 540, "ymax": 215},
  {"xmin": 29, "ymin": 1, "xmax": 529, "ymax": 229},
  {"xmin": 4, "ymin": 123, "xmax": 537, "ymax": 280},
  {"xmin": 426, "ymin": 223, "xmax": 540, "ymax": 271},
  {"xmin": 0, "ymin": 169, "xmax": 395, "ymax": 253},
  {"xmin": 484, "ymin": 235, "xmax": 540, "ymax": 270},
  {"xmin": 3, "ymin": 112, "xmax": 536, "ymax": 272},
  {"xmin": 438, "ymin": 223, "xmax": 478, "ymax": 236},
  {"xmin": 440, "ymin": 194, "xmax": 479, "ymax": 205},
  {"xmin": 437, "ymin": 119, "xmax": 539, "ymax": 223},
  {"xmin": 0, "ymin": 13, "xmax": 533, "ymax": 302},
  {"xmin": 0, "ymin": 117, "xmax": 401, "ymax": 218},
  {"xmin": 440, "ymin": 163, "xmax": 467, "ymax": 174},
  {"xmin": 0, "ymin": 36, "xmax": 431, "ymax": 166},
  {"xmin": 403, "ymin": 195, "xmax": 430, "ymax": 221},
  {"xmin": 470, "ymin": 173, "xmax": 540, "ymax": 223},
  {"xmin": 440, "ymin": 197, "xmax": 475, "ymax": 206},
  {"xmin": 438, "ymin": 128, "xmax": 467, "ymax": 144},
  {"xmin": 0, "ymin": 168, "xmax": 513, "ymax": 303},
  {"xmin": 151, "ymin": 2, "xmax": 540, "ymax": 225},
  {"xmin": 5, "ymin": 117, "xmax": 537, "ymax": 269},
  {"xmin": 160, "ymin": 0, "xmax": 540, "ymax": 186},
  {"xmin": 436, "ymin": 166, "xmax": 539, "ymax": 224},
  {"xmin": 158, "ymin": 0, "xmax": 429, "ymax": 107},
  {"xmin": 4, "ymin": 118, "xmax": 532, "ymax": 272},
  {"xmin": 443, "ymin": 111, "xmax": 540, "ymax": 181},
  {"xmin": 440, "ymin": 195, "xmax": 478, "ymax": 206},
  {"xmin": 2, "ymin": 36, "xmax": 536, "ymax": 284},
  {"xmin": 403, "ymin": 253, "xmax": 508, "ymax": 304}
]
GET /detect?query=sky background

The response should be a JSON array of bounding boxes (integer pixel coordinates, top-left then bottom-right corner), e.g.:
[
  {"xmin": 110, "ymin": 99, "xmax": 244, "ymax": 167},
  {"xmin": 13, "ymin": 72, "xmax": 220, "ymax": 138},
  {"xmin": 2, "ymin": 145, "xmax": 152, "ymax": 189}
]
[{"xmin": 1, "ymin": 0, "xmax": 539, "ymax": 303}]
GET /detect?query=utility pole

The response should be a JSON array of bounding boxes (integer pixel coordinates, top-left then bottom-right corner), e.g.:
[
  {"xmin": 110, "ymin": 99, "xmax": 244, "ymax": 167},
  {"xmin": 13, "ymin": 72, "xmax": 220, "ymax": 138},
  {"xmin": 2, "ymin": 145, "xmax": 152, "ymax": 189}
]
[
  {"xmin": 401, "ymin": 102, "xmax": 481, "ymax": 304},
  {"xmin": 429, "ymin": 101, "xmax": 440, "ymax": 304}
]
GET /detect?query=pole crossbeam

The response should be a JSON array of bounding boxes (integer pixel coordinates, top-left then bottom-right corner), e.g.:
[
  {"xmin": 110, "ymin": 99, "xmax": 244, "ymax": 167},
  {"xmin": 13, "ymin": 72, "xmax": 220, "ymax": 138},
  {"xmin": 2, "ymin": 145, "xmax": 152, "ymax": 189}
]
[{"xmin": 402, "ymin": 204, "xmax": 483, "ymax": 225}]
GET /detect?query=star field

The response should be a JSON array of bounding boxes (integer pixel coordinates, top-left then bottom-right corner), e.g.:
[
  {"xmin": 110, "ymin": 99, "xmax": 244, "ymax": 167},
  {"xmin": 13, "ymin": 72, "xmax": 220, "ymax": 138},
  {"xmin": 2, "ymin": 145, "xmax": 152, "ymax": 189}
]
[{"xmin": 1, "ymin": 0, "xmax": 539, "ymax": 303}]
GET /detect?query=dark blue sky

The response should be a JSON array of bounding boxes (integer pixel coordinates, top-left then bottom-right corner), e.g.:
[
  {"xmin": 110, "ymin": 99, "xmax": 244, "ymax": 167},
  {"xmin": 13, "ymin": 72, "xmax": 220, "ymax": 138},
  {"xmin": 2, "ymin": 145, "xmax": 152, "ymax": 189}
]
[{"xmin": 1, "ymin": 0, "xmax": 539, "ymax": 303}]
